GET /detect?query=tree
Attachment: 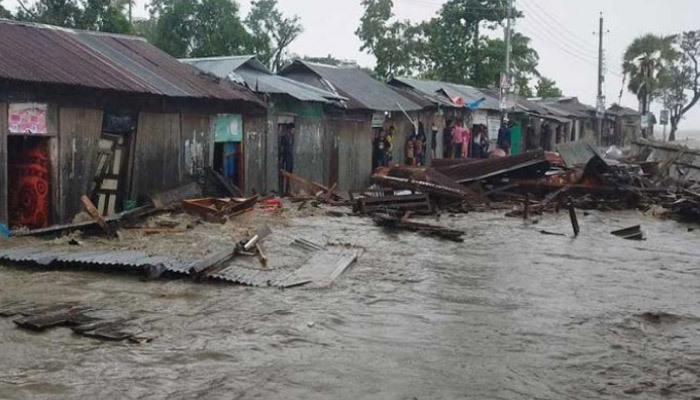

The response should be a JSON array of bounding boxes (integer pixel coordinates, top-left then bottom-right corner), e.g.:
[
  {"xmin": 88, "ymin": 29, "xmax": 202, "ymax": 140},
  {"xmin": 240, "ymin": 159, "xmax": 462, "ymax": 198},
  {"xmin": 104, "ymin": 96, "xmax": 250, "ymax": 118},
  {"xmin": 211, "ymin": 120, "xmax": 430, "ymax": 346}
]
[
  {"xmin": 149, "ymin": 0, "xmax": 253, "ymax": 58},
  {"xmin": 13, "ymin": 0, "xmax": 132, "ymax": 33},
  {"xmin": 0, "ymin": 4, "xmax": 13, "ymax": 18},
  {"xmin": 622, "ymin": 34, "xmax": 677, "ymax": 131},
  {"xmin": 536, "ymin": 77, "xmax": 563, "ymax": 98},
  {"xmin": 661, "ymin": 31, "xmax": 700, "ymax": 141},
  {"xmin": 245, "ymin": 0, "xmax": 303, "ymax": 72},
  {"xmin": 355, "ymin": 0, "xmax": 426, "ymax": 79},
  {"xmin": 478, "ymin": 32, "xmax": 539, "ymax": 88},
  {"xmin": 422, "ymin": 0, "xmax": 520, "ymax": 86}
]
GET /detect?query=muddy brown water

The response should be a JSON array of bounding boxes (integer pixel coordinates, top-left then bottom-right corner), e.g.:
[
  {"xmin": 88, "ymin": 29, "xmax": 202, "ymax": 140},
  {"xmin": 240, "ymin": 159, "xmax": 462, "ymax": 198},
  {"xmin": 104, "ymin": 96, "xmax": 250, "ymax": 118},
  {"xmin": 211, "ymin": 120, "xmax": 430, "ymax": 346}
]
[{"xmin": 1, "ymin": 210, "xmax": 700, "ymax": 399}]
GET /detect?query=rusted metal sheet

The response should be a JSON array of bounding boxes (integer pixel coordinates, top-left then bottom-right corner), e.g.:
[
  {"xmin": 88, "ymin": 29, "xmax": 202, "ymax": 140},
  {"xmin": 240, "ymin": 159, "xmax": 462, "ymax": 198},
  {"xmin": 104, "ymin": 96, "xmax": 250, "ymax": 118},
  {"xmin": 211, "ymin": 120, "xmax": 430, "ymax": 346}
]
[
  {"xmin": 0, "ymin": 20, "xmax": 263, "ymax": 106},
  {"xmin": 131, "ymin": 112, "xmax": 181, "ymax": 200},
  {"xmin": 57, "ymin": 107, "xmax": 103, "ymax": 223},
  {"xmin": 0, "ymin": 102, "xmax": 7, "ymax": 226},
  {"xmin": 435, "ymin": 151, "xmax": 550, "ymax": 183}
]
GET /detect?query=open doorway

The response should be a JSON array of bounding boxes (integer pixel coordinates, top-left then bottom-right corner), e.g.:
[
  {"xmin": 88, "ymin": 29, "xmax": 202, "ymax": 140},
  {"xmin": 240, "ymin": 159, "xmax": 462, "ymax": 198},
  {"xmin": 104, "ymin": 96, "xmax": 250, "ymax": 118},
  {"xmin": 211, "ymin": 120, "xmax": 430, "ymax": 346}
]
[
  {"xmin": 91, "ymin": 111, "xmax": 135, "ymax": 216},
  {"xmin": 213, "ymin": 141, "xmax": 242, "ymax": 188},
  {"xmin": 7, "ymin": 135, "xmax": 51, "ymax": 229},
  {"xmin": 277, "ymin": 115, "xmax": 295, "ymax": 194}
]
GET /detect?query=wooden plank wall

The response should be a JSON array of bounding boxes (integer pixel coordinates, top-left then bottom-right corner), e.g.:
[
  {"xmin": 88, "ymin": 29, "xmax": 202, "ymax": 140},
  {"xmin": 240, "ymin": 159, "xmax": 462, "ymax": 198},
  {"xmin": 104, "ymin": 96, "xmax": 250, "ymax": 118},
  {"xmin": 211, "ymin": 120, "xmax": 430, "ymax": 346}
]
[
  {"xmin": 294, "ymin": 116, "xmax": 325, "ymax": 185},
  {"xmin": 243, "ymin": 115, "xmax": 267, "ymax": 195},
  {"xmin": 180, "ymin": 114, "xmax": 212, "ymax": 179},
  {"xmin": 131, "ymin": 112, "xmax": 180, "ymax": 201},
  {"xmin": 0, "ymin": 102, "xmax": 7, "ymax": 225},
  {"xmin": 337, "ymin": 117, "xmax": 372, "ymax": 192},
  {"xmin": 57, "ymin": 107, "xmax": 103, "ymax": 223}
]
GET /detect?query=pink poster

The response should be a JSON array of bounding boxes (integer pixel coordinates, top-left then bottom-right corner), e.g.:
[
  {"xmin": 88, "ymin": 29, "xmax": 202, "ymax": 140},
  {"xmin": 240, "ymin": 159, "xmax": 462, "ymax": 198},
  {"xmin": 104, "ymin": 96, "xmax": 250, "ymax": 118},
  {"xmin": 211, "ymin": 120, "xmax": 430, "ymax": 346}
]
[{"xmin": 8, "ymin": 103, "xmax": 48, "ymax": 134}]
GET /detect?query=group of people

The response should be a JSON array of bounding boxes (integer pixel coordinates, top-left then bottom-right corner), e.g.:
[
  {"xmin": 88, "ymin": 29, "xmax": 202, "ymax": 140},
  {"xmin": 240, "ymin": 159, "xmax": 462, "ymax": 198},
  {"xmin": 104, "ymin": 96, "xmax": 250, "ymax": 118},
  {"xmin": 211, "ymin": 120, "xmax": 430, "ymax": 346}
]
[
  {"xmin": 442, "ymin": 119, "xmax": 495, "ymax": 160},
  {"xmin": 372, "ymin": 126, "xmax": 395, "ymax": 169}
]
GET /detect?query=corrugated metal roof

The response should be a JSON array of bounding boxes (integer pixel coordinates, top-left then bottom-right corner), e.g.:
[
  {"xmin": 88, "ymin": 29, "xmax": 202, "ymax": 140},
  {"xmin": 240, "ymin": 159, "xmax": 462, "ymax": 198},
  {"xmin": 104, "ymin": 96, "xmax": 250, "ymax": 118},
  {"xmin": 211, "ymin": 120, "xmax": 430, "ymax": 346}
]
[
  {"xmin": 182, "ymin": 56, "xmax": 344, "ymax": 103},
  {"xmin": 0, "ymin": 20, "xmax": 263, "ymax": 106},
  {"xmin": 390, "ymin": 77, "xmax": 501, "ymax": 111},
  {"xmin": 281, "ymin": 61, "xmax": 423, "ymax": 112}
]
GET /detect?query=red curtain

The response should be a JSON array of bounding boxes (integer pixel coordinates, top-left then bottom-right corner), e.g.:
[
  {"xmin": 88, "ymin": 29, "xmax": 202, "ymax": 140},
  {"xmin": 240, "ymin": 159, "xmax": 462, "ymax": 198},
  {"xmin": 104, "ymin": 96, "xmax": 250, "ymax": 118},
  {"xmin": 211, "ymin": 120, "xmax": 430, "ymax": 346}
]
[{"xmin": 8, "ymin": 138, "xmax": 50, "ymax": 229}]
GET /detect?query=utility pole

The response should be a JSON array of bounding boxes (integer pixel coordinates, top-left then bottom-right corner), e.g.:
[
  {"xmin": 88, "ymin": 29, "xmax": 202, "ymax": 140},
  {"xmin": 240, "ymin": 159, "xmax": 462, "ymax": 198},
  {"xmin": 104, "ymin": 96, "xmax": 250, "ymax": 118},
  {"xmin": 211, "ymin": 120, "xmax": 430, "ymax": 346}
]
[
  {"xmin": 595, "ymin": 12, "xmax": 605, "ymax": 145},
  {"xmin": 500, "ymin": 0, "xmax": 514, "ymax": 121}
]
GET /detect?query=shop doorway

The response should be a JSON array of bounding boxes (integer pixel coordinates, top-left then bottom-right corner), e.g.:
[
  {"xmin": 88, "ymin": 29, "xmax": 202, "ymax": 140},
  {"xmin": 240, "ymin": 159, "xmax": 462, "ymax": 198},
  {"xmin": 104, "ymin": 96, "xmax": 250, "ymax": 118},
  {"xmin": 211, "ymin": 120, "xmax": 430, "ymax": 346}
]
[{"xmin": 7, "ymin": 136, "xmax": 51, "ymax": 229}]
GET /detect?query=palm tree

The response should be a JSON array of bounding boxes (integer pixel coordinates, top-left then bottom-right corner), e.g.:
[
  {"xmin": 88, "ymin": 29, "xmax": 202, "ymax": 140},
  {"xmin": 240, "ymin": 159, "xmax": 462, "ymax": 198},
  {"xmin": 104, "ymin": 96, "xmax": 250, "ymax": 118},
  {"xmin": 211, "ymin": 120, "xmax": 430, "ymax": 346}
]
[{"xmin": 622, "ymin": 34, "xmax": 677, "ymax": 136}]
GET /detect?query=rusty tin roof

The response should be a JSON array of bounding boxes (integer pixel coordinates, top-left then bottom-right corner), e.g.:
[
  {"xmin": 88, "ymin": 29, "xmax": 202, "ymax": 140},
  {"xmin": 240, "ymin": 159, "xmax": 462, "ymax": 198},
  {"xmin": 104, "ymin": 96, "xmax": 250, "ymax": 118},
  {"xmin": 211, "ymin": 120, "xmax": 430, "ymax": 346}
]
[{"xmin": 0, "ymin": 20, "xmax": 263, "ymax": 106}]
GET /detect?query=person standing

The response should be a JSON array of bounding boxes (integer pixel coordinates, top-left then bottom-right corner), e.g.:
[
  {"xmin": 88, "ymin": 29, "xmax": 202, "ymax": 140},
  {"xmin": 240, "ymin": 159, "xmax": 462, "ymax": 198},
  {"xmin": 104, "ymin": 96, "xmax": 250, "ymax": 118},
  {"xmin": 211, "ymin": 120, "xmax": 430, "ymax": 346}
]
[
  {"xmin": 416, "ymin": 121, "xmax": 427, "ymax": 166},
  {"xmin": 384, "ymin": 126, "xmax": 395, "ymax": 166},
  {"xmin": 373, "ymin": 128, "xmax": 385, "ymax": 170},
  {"xmin": 452, "ymin": 119, "xmax": 464, "ymax": 159},
  {"xmin": 280, "ymin": 123, "xmax": 295, "ymax": 195},
  {"xmin": 443, "ymin": 119, "xmax": 454, "ymax": 159},
  {"xmin": 431, "ymin": 123, "xmax": 439, "ymax": 159},
  {"xmin": 461, "ymin": 122, "xmax": 471, "ymax": 158},
  {"xmin": 497, "ymin": 121, "xmax": 512, "ymax": 155}
]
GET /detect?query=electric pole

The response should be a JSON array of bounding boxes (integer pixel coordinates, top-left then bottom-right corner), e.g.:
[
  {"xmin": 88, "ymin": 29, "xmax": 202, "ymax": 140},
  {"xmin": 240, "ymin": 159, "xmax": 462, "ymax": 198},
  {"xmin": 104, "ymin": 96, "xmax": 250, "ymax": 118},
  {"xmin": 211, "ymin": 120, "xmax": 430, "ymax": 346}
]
[
  {"xmin": 501, "ymin": 0, "xmax": 514, "ymax": 121},
  {"xmin": 596, "ymin": 12, "xmax": 605, "ymax": 145}
]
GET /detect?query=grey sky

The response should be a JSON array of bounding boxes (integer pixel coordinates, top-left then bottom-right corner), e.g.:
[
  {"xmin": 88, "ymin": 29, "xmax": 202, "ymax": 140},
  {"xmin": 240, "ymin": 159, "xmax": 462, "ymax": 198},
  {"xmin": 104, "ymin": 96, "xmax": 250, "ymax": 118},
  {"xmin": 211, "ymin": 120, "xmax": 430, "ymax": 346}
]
[{"xmin": 5, "ymin": 0, "xmax": 700, "ymax": 131}]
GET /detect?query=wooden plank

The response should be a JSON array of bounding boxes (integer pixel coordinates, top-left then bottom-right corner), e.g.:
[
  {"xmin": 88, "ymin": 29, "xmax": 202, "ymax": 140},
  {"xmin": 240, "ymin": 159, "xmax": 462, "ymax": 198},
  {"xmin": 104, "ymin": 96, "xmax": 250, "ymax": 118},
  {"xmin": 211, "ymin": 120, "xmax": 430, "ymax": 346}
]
[
  {"xmin": 81, "ymin": 195, "xmax": 109, "ymax": 232},
  {"xmin": 58, "ymin": 107, "xmax": 104, "ymax": 223},
  {"xmin": 131, "ymin": 113, "xmax": 181, "ymax": 201}
]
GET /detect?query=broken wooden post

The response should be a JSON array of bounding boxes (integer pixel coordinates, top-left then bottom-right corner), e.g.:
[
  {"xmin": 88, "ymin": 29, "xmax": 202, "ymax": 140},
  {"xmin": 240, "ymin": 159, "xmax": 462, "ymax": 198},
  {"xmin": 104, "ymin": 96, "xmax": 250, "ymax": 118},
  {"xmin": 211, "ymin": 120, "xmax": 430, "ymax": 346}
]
[
  {"xmin": 567, "ymin": 199, "xmax": 580, "ymax": 237},
  {"xmin": 524, "ymin": 193, "xmax": 530, "ymax": 220},
  {"xmin": 81, "ymin": 195, "xmax": 114, "ymax": 235}
]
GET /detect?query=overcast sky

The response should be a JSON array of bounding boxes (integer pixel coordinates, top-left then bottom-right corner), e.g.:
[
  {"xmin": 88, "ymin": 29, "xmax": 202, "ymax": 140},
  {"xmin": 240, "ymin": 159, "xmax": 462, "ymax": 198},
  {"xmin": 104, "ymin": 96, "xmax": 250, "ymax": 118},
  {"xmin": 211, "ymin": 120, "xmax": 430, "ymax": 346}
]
[{"xmin": 5, "ymin": 0, "xmax": 700, "ymax": 132}]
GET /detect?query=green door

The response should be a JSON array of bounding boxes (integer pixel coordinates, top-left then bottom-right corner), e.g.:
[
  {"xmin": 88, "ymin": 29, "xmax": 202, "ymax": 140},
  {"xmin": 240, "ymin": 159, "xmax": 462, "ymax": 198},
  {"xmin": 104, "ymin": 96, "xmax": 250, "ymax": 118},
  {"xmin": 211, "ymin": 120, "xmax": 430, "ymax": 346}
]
[{"xmin": 511, "ymin": 122, "xmax": 522, "ymax": 155}]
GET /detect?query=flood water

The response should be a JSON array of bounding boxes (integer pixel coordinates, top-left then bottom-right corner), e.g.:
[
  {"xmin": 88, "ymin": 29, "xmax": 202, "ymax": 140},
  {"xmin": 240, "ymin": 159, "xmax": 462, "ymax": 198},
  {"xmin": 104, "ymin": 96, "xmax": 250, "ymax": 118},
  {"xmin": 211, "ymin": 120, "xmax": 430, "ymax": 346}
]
[{"xmin": 1, "ymin": 210, "xmax": 700, "ymax": 399}]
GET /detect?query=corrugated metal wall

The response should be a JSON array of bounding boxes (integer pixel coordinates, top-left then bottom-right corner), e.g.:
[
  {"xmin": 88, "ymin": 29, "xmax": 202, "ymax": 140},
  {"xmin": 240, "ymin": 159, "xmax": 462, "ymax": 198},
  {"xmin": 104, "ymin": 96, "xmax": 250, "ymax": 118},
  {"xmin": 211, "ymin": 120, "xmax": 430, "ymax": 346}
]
[
  {"xmin": 336, "ymin": 115, "xmax": 372, "ymax": 192},
  {"xmin": 0, "ymin": 102, "xmax": 7, "ymax": 225},
  {"xmin": 265, "ymin": 113, "xmax": 278, "ymax": 193},
  {"xmin": 244, "ymin": 115, "xmax": 267, "ymax": 195},
  {"xmin": 294, "ymin": 116, "xmax": 325, "ymax": 185},
  {"xmin": 57, "ymin": 107, "xmax": 103, "ymax": 222},
  {"xmin": 131, "ymin": 112, "xmax": 181, "ymax": 201},
  {"xmin": 180, "ymin": 114, "xmax": 212, "ymax": 178}
]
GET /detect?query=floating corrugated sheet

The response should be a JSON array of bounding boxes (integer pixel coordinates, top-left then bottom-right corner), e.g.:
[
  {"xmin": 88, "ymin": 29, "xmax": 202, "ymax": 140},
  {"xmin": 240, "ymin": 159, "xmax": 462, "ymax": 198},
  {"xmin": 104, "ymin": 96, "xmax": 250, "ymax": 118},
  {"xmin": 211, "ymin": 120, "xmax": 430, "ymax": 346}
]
[
  {"xmin": 434, "ymin": 151, "xmax": 550, "ymax": 183},
  {"xmin": 0, "ymin": 20, "xmax": 263, "ymax": 105},
  {"xmin": 0, "ymin": 246, "xmax": 190, "ymax": 275}
]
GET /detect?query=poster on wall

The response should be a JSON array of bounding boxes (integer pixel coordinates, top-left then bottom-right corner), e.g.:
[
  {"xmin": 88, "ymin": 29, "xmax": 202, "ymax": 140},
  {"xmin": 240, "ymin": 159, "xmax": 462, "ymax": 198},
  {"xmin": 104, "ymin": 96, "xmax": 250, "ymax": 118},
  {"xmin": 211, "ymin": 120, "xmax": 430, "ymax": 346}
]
[
  {"xmin": 9, "ymin": 103, "xmax": 48, "ymax": 134},
  {"xmin": 487, "ymin": 116, "xmax": 501, "ymax": 140},
  {"xmin": 214, "ymin": 114, "xmax": 243, "ymax": 143}
]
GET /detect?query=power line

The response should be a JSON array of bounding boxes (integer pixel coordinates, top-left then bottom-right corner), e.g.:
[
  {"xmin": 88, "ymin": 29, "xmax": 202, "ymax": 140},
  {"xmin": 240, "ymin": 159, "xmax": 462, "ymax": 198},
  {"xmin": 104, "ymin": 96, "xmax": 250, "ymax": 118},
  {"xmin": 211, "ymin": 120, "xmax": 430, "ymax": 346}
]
[
  {"xmin": 519, "ymin": 0, "xmax": 600, "ymax": 54},
  {"xmin": 517, "ymin": 1, "xmax": 599, "ymax": 58}
]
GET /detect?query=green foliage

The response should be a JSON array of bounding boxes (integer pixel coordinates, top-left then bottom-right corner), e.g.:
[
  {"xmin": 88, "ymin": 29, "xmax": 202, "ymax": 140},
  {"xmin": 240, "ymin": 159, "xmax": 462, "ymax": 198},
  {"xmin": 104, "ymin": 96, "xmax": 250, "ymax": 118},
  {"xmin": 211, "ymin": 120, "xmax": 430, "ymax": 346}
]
[
  {"xmin": 12, "ymin": 0, "xmax": 131, "ymax": 33},
  {"xmin": 1, "ymin": 3, "xmax": 14, "ymax": 18},
  {"xmin": 355, "ymin": 0, "xmax": 426, "ymax": 79},
  {"xmin": 356, "ymin": 0, "xmax": 538, "ymax": 88},
  {"xmin": 536, "ymin": 77, "xmax": 563, "ymax": 98},
  {"xmin": 245, "ymin": 0, "xmax": 303, "ymax": 72},
  {"xmin": 660, "ymin": 30, "xmax": 700, "ymax": 140},
  {"xmin": 622, "ymin": 34, "xmax": 677, "ymax": 109},
  {"xmin": 148, "ymin": 0, "xmax": 253, "ymax": 58}
]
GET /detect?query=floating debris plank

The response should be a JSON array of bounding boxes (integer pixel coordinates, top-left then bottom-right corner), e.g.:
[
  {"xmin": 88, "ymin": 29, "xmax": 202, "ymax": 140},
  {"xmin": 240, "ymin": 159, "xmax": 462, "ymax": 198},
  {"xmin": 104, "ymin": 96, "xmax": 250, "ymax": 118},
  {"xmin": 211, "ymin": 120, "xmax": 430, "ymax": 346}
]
[
  {"xmin": 372, "ymin": 213, "xmax": 465, "ymax": 242},
  {"xmin": 611, "ymin": 225, "xmax": 644, "ymax": 241}
]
